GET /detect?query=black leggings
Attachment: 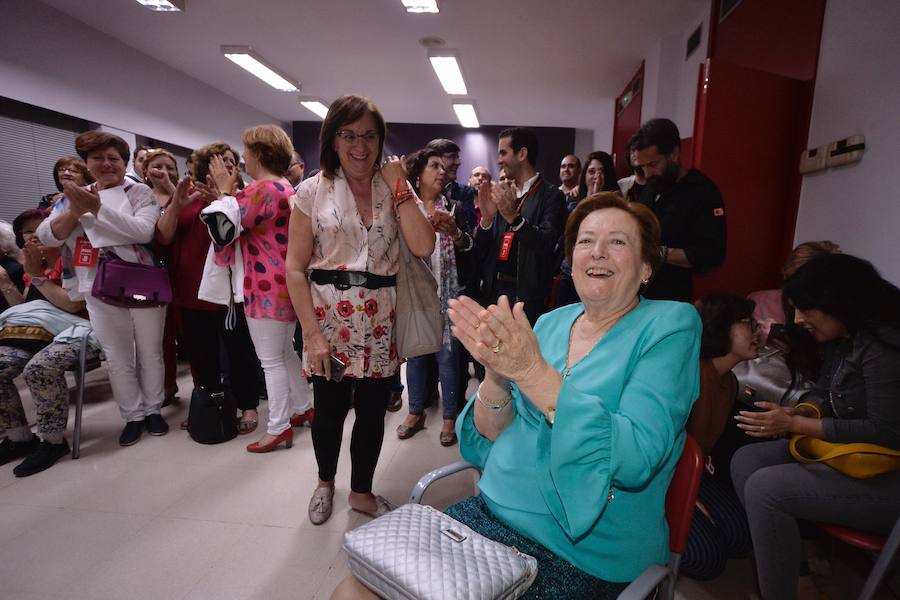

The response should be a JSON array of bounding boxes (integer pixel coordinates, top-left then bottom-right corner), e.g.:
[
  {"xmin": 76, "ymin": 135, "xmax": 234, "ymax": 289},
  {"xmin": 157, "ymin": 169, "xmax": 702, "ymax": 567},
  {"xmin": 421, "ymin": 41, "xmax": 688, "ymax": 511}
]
[
  {"xmin": 179, "ymin": 305, "xmax": 262, "ymax": 411},
  {"xmin": 311, "ymin": 375, "xmax": 392, "ymax": 494}
]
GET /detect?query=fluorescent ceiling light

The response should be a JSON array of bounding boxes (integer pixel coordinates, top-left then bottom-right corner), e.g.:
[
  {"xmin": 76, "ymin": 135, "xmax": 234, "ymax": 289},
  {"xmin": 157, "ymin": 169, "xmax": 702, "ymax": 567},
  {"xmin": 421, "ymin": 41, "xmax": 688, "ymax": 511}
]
[
  {"xmin": 402, "ymin": 0, "xmax": 439, "ymax": 13},
  {"xmin": 299, "ymin": 98, "xmax": 330, "ymax": 120},
  {"xmin": 135, "ymin": 0, "xmax": 184, "ymax": 11},
  {"xmin": 428, "ymin": 51, "xmax": 467, "ymax": 95},
  {"xmin": 221, "ymin": 46, "xmax": 299, "ymax": 92},
  {"xmin": 453, "ymin": 103, "xmax": 480, "ymax": 128}
]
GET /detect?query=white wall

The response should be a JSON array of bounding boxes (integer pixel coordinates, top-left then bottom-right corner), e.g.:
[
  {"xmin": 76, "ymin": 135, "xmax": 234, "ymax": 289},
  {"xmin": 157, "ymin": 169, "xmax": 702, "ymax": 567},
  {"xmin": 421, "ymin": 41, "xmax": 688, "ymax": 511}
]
[
  {"xmin": 794, "ymin": 0, "xmax": 900, "ymax": 285},
  {"xmin": 0, "ymin": 1, "xmax": 283, "ymax": 154},
  {"xmin": 641, "ymin": 2, "xmax": 710, "ymax": 138}
]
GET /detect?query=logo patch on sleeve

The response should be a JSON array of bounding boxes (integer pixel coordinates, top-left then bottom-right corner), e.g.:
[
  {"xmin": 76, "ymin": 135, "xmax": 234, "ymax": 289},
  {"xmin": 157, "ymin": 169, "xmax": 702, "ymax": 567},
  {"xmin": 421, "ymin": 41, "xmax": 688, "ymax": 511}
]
[{"xmin": 713, "ymin": 207, "xmax": 725, "ymax": 217}]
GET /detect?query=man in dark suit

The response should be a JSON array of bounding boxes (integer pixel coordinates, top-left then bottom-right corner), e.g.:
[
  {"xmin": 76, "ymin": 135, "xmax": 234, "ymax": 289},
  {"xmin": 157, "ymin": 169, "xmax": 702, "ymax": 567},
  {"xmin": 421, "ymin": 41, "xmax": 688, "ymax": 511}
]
[{"xmin": 475, "ymin": 128, "xmax": 567, "ymax": 325}]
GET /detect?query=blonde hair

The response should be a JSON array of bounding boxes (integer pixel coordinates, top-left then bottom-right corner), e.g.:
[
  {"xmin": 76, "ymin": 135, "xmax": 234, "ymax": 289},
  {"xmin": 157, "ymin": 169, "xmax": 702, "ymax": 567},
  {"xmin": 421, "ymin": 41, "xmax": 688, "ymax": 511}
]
[
  {"xmin": 242, "ymin": 125, "xmax": 294, "ymax": 176},
  {"xmin": 782, "ymin": 240, "xmax": 841, "ymax": 278},
  {"xmin": 142, "ymin": 149, "xmax": 179, "ymax": 189}
]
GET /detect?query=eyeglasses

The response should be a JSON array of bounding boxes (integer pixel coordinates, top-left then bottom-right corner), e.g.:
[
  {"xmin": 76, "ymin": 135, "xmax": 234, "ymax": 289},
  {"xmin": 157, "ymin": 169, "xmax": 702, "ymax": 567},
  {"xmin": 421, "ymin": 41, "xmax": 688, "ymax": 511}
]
[
  {"xmin": 58, "ymin": 166, "xmax": 80, "ymax": 174},
  {"xmin": 336, "ymin": 130, "xmax": 379, "ymax": 146}
]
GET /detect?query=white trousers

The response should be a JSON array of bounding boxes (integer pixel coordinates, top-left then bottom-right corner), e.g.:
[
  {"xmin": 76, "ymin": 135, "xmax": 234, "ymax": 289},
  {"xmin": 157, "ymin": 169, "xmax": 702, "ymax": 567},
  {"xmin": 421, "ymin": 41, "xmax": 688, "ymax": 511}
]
[
  {"xmin": 245, "ymin": 317, "xmax": 312, "ymax": 435},
  {"xmin": 85, "ymin": 296, "xmax": 166, "ymax": 423}
]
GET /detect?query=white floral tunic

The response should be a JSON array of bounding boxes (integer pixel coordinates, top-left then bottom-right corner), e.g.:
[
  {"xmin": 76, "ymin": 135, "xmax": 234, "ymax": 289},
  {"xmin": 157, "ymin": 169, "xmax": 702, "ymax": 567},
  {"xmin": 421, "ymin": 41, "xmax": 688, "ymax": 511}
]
[{"xmin": 293, "ymin": 170, "xmax": 400, "ymax": 379}]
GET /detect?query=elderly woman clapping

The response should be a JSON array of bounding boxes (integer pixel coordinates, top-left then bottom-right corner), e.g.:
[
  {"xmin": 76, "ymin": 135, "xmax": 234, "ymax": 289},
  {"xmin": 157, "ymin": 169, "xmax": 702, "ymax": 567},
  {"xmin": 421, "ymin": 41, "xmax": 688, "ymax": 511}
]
[{"xmin": 332, "ymin": 193, "xmax": 701, "ymax": 599}]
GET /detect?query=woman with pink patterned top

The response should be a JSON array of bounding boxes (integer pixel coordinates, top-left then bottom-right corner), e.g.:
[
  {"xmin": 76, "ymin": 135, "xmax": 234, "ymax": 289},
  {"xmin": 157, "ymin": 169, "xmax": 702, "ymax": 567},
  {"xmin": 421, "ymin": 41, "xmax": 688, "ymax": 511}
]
[
  {"xmin": 208, "ymin": 125, "xmax": 312, "ymax": 454},
  {"xmin": 286, "ymin": 96, "xmax": 435, "ymax": 525}
]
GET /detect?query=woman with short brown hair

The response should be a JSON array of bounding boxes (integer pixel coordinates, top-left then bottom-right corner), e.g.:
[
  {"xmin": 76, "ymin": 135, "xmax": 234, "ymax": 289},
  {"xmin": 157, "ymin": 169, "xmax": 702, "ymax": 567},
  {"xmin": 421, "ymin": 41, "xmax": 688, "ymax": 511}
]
[{"xmin": 287, "ymin": 95, "xmax": 435, "ymax": 525}]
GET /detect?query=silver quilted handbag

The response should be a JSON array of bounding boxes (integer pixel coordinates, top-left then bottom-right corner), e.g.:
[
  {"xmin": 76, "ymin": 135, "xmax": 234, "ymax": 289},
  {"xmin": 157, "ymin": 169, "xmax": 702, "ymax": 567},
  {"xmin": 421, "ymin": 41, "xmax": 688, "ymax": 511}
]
[{"xmin": 344, "ymin": 503, "xmax": 538, "ymax": 600}]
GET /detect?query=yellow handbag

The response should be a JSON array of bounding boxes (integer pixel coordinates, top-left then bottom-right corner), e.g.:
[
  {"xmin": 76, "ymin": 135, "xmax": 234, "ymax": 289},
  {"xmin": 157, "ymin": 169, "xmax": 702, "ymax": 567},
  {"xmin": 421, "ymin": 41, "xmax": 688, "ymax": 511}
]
[{"xmin": 789, "ymin": 403, "xmax": 900, "ymax": 479}]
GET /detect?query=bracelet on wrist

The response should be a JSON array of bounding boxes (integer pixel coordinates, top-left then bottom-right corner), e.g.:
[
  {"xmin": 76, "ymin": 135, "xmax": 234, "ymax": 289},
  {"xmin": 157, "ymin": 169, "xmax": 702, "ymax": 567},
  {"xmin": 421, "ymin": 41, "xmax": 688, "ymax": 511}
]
[{"xmin": 476, "ymin": 382, "xmax": 512, "ymax": 410}]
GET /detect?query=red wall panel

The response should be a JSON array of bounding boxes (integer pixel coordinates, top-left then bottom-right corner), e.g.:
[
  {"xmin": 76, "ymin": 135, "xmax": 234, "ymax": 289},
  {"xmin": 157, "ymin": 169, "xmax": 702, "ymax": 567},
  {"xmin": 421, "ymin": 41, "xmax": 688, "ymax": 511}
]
[
  {"xmin": 712, "ymin": 0, "xmax": 825, "ymax": 82},
  {"xmin": 692, "ymin": 59, "xmax": 808, "ymax": 298}
]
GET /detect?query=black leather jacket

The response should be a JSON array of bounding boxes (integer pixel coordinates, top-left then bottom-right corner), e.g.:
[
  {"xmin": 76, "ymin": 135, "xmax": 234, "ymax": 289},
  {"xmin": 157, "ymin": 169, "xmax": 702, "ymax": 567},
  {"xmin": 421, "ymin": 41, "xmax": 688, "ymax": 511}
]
[{"xmin": 813, "ymin": 325, "xmax": 900, "ymax": 449}]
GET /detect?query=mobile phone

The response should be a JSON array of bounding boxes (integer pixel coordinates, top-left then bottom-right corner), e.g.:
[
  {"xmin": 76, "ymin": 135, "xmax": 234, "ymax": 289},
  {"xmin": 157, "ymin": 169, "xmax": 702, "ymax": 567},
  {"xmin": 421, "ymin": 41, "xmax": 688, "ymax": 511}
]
[{"xmin": 329, "ymin": 355, "xmax": 347, "ymax": 382}]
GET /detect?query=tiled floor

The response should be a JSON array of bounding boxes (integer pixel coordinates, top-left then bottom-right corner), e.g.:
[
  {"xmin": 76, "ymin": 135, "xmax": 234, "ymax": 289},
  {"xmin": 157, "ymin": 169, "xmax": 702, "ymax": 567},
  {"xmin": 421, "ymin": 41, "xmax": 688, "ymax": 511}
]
[{"xmin": 0, "ymin": 363, "xmax": 892, "ymax": 600}]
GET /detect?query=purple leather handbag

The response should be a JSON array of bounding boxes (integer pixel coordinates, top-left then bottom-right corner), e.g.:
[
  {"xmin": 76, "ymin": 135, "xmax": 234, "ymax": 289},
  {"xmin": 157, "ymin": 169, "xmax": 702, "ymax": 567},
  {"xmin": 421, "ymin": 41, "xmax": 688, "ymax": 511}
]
[{"xmin": 91, "ymin": 254, "xmax": 172, "ymax": 308}]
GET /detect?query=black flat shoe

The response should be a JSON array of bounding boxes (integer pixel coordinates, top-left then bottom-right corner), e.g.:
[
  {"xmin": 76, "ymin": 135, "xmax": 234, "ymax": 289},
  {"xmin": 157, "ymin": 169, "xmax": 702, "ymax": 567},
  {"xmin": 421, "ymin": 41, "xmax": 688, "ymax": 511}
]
[
  {"xmin": 119, "ymin": 420, "xmax": 144, "ymax": 446},
  {"xmin": 13, "ymin": 439, "xmax": 69, "ymax": 477},
  {"xmin": 0, "ymin": 437, "xmax": 38, "ymax": 466},
  {"xmin": 144, "ymin": 413, "xmax": 169, "ymax": 436}
]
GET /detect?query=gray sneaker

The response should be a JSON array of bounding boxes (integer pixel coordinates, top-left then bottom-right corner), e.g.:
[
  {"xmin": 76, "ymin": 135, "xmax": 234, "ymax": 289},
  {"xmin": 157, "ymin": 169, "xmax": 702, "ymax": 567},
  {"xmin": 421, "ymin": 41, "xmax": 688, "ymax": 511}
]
[{"xmin": 308, "ymin": 486, "xmax": 334, "ymax": 525}]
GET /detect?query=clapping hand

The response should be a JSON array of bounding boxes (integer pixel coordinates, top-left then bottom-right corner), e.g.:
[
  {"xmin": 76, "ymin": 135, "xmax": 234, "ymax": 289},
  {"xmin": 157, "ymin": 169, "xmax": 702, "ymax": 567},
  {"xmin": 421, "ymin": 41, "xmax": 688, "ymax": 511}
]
[
  {"xmin": 63, "ymin": 181, "xmax": 101, "ymax": 215},
  {"xmin": 22, "ymin": 238, "xmax": 48, "ymax": 277},
  {"xmin": 169, "ymin": 177, "xmax": 206, "ymax": 211},
  {"xmin": 148, "ymin": 169, "xmax": 176, "ymax": 196},
  {"xmin": 476, "ymin": 180, "xmax": 497, "ymax": 227},
  {"xmin": 430, "ymin": 208, "xmax": 459, "ymax": 237},
  {"xmin": 493, "ymin": 182, "xmax": 517, "ymax": 223},
  {"xmin": 208, "ymin": 154, "xmax": 238, "ymax": 197},
  {"xmin": 448, "ymin": 295, "xmax": 543, "ymax": 384},
  {"xmin": 190, "ymin": 180, "xmax": 218, "ymax": 206}
]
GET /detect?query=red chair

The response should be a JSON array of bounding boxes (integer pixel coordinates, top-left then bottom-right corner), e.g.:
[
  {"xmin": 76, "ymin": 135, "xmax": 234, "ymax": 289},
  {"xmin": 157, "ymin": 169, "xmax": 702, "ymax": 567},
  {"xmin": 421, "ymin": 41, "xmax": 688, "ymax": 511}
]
[
  {"xmin": 816, "ymin": 516, "xmax": 900, "ymax": 600},
  {"xmin": 409, "ymin": 434, "xmax": 704, "ymax": 600}
]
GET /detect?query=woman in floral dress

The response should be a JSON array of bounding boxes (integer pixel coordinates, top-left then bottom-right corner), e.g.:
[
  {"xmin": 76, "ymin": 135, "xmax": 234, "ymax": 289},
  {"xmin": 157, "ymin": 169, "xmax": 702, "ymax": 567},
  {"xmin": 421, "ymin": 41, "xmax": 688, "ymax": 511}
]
[{"xmin": 286, "ymin": 95, "xmax": 434, "ymax": 525}]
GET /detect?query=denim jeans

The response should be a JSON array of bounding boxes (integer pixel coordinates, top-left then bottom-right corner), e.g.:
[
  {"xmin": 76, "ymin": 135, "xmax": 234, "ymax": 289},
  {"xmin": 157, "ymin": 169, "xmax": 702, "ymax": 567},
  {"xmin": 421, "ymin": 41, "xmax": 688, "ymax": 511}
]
[
  {"xmin": 731, "ymin": 439, "xmax": 900, "ymax": 600},
  {"xmin": 406, "ymin": 339, "xmax": 461, "ymax": 419}
]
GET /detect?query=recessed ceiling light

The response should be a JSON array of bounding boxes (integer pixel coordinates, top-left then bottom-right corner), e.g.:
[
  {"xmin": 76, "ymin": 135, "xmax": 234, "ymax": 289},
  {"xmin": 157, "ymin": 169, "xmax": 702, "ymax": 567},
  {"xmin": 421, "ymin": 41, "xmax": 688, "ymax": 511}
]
[
  {"xmin": 428, "ymin": 50, "xmax": 467, "ymax": 95},
  {"xmin": 452, "ymin": 103, "xmax": 480, "ymax": 128},
  {"xmin": 402, "ymin": 0, "xmax": 439, "ymax": 13},
  {"xmin": 299, "ymin": 97, "xmax": 330, "ymax": 120},
  {"xmin": 221, "ymin": 46, "xmax": 299, "ymax": 92},
  {"xmin": 135, "ymin": 0, "xmax": 184, "ymax": 11}
]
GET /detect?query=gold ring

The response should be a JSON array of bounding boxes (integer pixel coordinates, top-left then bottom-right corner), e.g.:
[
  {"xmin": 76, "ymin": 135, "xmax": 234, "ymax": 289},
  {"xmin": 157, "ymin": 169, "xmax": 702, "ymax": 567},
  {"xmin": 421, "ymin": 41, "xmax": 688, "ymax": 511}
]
[
  {"xmin": 491, "ymin": 340, "xmax": 502, "ymax": 354},
  {"xmin": 760, "ymin": 425, "xmax": 766, "ymax": 431}
]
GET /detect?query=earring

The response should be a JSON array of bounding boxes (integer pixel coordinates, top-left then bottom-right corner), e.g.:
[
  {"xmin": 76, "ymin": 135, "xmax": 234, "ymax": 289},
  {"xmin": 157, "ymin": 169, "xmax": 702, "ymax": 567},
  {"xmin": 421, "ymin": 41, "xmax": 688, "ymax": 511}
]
[{"xmin": 641, "ymin": 278, "xmax": 649, "ymax": 285}]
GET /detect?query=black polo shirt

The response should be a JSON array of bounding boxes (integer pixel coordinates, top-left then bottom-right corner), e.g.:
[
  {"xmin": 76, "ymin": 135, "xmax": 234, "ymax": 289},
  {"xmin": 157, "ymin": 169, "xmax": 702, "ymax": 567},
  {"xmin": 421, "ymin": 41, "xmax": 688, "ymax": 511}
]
[{"xmin": 636, "ymin": 169, "xmax": 726, "ymax": 301}]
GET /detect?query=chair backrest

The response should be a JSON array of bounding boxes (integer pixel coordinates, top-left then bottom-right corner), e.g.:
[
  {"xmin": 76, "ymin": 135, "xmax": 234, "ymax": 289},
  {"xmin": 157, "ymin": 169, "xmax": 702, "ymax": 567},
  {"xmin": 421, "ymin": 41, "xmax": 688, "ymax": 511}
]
[{"xmin": 665, "ymin": 434, "xmax": 704, "ymax": 554}]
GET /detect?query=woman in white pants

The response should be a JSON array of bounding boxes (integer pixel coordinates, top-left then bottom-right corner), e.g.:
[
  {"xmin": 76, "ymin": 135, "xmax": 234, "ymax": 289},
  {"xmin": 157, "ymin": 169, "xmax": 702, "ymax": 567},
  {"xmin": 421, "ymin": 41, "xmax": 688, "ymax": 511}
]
[
  {"xmin": 37, "ymin": 131, "xmax": 166, "ymax": 447},
  {"xmin": 208, "ymin": 125, "xmax": 312, "ymax": 453}
]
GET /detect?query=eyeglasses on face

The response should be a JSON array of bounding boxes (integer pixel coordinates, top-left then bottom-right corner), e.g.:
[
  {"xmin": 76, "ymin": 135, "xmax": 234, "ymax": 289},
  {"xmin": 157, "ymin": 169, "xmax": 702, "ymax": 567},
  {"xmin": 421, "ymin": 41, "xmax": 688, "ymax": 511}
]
[{"xmin": 336, "ymin": 130, "xmax": 379, "ymax": 146}]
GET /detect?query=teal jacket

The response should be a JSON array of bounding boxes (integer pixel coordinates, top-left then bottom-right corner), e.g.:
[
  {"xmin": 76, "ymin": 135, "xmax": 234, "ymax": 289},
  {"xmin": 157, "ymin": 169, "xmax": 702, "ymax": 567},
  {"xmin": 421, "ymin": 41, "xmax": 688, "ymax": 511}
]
[{"xmin": 456, "ymin": 299, "xmax": 701, "ymax": 582}]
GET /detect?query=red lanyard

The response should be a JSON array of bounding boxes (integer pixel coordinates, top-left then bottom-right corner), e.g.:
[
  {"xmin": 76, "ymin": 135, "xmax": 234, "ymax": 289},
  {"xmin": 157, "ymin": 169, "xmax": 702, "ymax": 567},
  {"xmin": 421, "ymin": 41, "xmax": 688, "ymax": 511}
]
[{"xmin": 514, "ymin": 176, "xmax": 542, "ymax": 217}]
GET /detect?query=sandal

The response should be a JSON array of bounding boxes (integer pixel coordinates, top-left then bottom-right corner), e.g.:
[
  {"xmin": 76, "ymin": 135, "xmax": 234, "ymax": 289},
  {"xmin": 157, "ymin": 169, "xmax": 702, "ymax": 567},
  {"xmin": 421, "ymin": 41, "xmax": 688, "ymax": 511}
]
[
  {"xmin": 440, "ymin": 430, "xmax": 458, "ymax": 447},
  {"xmin": 238, "ymin": 410, "xmax": 259, "ymax": 435},
  {"xmin": 396, "ymin": 414, "xmax": 426, "ymax": 440},
  {"xmin": 351, "ymin": 494, "xmax": 396, "ymax": 519}
]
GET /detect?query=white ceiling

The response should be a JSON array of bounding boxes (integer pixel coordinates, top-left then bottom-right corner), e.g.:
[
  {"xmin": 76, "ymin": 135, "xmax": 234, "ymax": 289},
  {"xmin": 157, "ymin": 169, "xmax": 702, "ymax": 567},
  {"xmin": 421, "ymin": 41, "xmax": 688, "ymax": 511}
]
[{"xmin": 41, "ymin": 0, "xmax": 705, "ymax": 129}]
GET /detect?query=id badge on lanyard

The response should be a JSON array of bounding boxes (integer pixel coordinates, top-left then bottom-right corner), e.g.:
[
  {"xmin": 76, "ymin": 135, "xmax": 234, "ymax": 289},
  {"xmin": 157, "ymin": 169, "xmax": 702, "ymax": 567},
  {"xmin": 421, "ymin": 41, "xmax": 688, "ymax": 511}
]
[
  {"xmin": 496, "ymin": 176, "xmax": 541, "ymax": 262},
  {"xmin": 73, "ymin": 237, "xmax": 99, "ymax": 268},
  {"xmin": 498, "ymin": 231, "xmax": 515, "ymax": 261}
]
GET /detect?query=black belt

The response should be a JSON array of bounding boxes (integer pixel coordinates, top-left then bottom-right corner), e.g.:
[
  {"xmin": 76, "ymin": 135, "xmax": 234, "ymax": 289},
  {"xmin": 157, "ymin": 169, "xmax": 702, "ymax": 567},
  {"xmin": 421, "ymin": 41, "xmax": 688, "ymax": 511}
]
[{"xmin": 310, "ymin": 269, "xmax": 396, "ymax": 291}]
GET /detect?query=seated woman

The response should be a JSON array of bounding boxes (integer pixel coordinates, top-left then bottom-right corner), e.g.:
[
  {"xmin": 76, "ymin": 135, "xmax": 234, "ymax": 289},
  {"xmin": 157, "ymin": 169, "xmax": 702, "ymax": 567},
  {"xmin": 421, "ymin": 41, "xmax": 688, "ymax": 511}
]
[
  {"xmin": 0, "ymin": 221, "xmax": 26, "ymax": 312},
  {"xmin": 333, "ymin": 193, "xmax": 702, "ymax": 599},
  {"xmin": 0, "ymin": 209, "xmax": 100, "ymax": 477},
  {"xmin": 747, "ymin": 240, "xmax": 840, "ymax": 340},
  {"xmin": 732, "ymin": 253, "xmax": 900, "ymax": 600},
  {"xmin": 681, "ymin": 294, "xmax": 757, "ymax": 580}
]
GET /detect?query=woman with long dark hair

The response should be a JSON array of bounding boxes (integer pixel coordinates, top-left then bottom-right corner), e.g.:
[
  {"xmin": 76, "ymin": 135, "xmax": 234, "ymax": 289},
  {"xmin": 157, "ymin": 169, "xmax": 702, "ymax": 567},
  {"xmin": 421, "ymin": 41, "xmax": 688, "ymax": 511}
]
[{"xmin": 731, "ymin": 253, "xmax": 900, "ymax": 600}]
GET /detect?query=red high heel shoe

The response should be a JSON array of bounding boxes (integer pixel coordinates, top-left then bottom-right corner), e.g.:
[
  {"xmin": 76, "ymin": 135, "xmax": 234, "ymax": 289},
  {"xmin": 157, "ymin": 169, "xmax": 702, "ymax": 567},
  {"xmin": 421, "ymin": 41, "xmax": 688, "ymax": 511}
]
[
  {"xmin": 246, "ymin": 428, "xmax": 293, "ymax": 453},
  {"xmin": 290, "ymin": 407, "xmax": 315, "ymax": 427}
]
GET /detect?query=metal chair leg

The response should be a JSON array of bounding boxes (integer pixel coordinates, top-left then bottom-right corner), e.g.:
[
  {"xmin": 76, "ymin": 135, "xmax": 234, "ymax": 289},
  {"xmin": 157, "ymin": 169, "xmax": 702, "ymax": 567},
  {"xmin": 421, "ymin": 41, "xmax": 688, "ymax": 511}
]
[
  {"xmin": 72, "ymin": 328, "xmax": 91, "ymax": 460},
  {"xmin": 859, "ymin": 516, "xmax": 900, "ymax": 600}
]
